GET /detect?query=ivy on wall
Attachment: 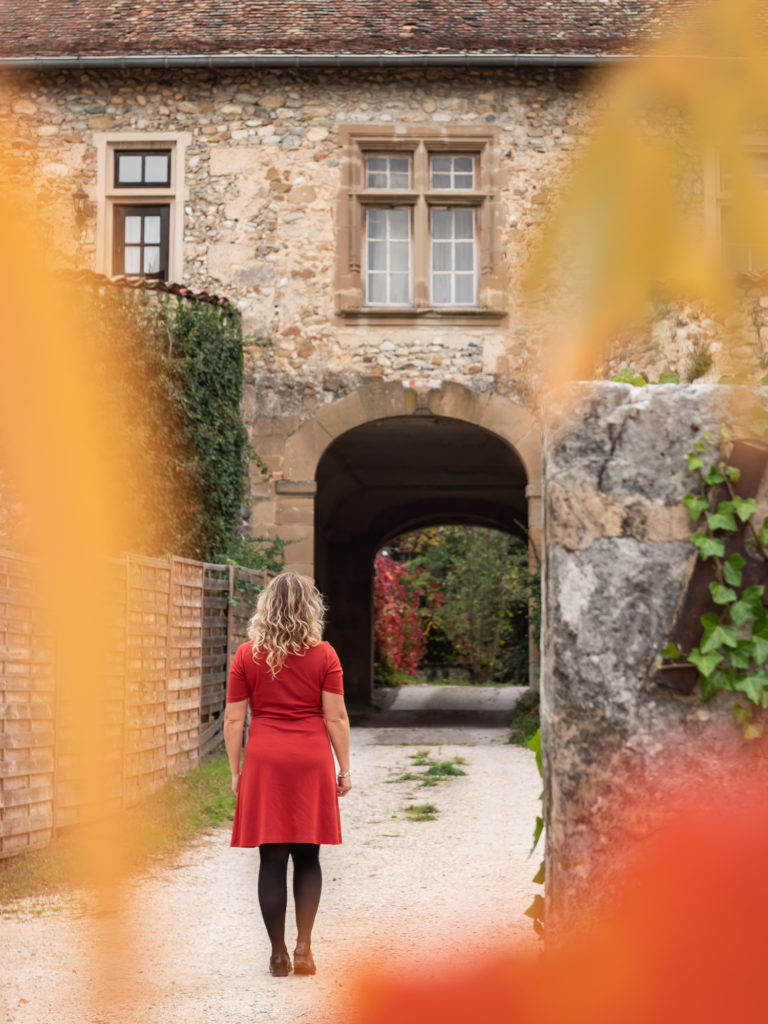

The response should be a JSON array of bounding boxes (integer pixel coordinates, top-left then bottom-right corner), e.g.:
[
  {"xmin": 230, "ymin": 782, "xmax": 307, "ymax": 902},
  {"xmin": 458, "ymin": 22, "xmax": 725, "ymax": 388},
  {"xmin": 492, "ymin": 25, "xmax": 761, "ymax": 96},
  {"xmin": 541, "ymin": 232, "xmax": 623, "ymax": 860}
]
[{"xmin": 88, "ymin": 286, "xmax": 280, "ymax": 569}]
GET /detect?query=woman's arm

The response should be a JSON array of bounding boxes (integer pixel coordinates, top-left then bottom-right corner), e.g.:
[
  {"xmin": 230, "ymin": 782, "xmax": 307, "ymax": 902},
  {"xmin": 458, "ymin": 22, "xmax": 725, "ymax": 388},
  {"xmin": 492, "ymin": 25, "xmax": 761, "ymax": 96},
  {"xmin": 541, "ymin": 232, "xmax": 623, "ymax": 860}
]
[
  {"xmin": 223, "ymin": 699, "xmax": 248, "ymax": 795},
  {"xmin": 322, "ymin": 690, "xmax": 352, "ymax": 796}
]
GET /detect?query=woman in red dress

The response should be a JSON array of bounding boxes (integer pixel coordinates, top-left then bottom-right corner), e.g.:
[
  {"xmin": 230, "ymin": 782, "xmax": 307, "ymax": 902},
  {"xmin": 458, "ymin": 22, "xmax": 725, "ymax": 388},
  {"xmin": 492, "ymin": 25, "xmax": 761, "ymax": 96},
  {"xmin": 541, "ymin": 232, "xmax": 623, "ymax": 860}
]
[{"xmin": 223, "ymin": 572, "xmax": 352, "ymax": 977}]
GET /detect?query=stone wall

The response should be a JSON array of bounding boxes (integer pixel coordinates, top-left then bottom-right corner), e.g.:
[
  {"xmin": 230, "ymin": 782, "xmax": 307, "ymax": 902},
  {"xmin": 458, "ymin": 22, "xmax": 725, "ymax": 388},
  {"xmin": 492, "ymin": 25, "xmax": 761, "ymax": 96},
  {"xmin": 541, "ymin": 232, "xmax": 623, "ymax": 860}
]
[
  {"xmin": 541, "ymin": 382, "xmax": 768, "ymax": 928},
  {"xmin": 1, "ymin": 65, "xmax": 593, "ymax": 391}
]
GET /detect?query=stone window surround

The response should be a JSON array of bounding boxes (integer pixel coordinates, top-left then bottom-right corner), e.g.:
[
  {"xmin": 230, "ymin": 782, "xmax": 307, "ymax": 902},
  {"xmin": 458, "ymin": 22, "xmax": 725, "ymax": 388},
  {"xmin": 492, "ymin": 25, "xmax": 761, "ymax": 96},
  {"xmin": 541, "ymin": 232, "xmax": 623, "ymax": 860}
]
[
  {"xmin": 336, "ymin": 124, "xmax": 506, "ymax": 324},
  {"xmin": 704, "ymin": 139, "xmax": 768, "ymax": 272},
  {"xmin": 93, "ymin": 131, "xmax": 191, "ymax": 283}
]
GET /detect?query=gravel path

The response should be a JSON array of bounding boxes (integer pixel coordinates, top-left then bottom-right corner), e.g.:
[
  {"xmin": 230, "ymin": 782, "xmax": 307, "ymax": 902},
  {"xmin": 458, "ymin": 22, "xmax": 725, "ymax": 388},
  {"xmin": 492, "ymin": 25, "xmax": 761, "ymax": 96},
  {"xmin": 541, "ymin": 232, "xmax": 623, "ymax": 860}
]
[{"xmin": 1, "ymin": 690, "xmax": 540, "ymax": 1024}]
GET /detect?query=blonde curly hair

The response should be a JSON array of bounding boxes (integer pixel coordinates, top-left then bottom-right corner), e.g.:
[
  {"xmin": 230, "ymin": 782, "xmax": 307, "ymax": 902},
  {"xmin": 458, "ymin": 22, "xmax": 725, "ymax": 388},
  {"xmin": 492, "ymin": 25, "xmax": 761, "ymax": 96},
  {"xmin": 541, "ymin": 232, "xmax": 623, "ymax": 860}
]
[{"xmin": 247, "ymin": 571, "xmax": 326, "ymax": 677}]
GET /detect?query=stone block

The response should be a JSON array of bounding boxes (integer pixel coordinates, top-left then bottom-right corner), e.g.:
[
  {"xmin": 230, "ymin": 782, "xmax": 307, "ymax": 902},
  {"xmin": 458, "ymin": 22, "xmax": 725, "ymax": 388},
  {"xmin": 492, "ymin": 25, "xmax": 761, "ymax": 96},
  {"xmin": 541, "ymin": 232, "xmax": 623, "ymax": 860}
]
[
  {"xmin": 315, "ymin": 391, "xmax": 366, "ymax": 438},
  {"xmin": 427, "ymin": 380, "xmax": 490, "ymax": 423},
  {"xmin": 479, "ymin": 392, "xmax": 537, "ymax": 448},
  {"xmin": 207, "ymin": 242, "xmax": 254, "ymax": 282},
  {"xmin": 355, "ymin": 380, "xmax": 410, "ymax": 421},
  {"xmin": 282, "ymin": 419, "xmax": 333, "ymax": 479},
  {"xmin": 209, "ymin": 146, "xmax": 257, "ymax": 176}
]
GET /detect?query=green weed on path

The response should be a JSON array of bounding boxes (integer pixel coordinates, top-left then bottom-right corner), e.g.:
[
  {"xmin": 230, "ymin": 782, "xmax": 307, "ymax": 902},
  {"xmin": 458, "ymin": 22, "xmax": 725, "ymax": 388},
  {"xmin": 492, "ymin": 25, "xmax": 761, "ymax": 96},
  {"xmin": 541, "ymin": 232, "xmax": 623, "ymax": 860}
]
[
  {"xmin": 389, "ymin": 749, "xmax": 468, "ymax": 787},
  {"xmin": 404, "ymin": 803, "xmax": 439, "ymax": 822},
  {"xmin": 0, "ymin": 748, "xmax": 234, "ymax": 910}
]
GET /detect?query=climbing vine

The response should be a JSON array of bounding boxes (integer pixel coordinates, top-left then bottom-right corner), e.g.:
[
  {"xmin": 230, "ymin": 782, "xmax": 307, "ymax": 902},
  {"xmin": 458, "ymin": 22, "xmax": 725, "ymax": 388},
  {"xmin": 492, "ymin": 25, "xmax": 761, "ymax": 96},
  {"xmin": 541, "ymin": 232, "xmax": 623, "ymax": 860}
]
[
  {"xmin": 88, "ymin": 286, "xmax": 277, "ymax": 566},
  {"xmin": 662, "ymin": 423, "xmax": 768, "ymax": 736},
  {"xmin": 373, "ymin": 552, "xmax": 426, "ymax": 682}
]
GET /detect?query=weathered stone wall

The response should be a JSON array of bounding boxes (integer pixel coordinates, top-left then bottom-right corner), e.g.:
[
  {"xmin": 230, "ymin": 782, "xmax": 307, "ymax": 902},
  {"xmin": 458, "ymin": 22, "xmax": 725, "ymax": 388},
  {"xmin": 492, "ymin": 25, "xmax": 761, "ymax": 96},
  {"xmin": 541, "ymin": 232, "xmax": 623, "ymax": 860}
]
[
  {"xmin": 541, "ymin": 382, "xmax": 768, "ymax": 928},
  {"xmin": 1, "ymin": 66, "xmax": 592, "ymax": 390}
]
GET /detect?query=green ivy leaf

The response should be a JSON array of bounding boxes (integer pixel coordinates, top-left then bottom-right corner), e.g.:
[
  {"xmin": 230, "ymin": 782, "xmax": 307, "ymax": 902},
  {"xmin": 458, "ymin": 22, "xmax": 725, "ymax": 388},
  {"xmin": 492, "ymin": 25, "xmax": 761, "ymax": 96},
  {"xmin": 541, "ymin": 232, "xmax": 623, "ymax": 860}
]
[
  {"xmin": 699, "ymin": 674, "xmax": 719, "ymax": 700},
  {"xmin": 733, "ymin": 703, "xmax": 754, "ymax": 727},
  {"xmin": 687, "ymin": 453, "xmax": 705, "ymax": 472},
  {"xmin": 683, "ymin": 493, "xmax": 709, "ymax": 521},
  {"xmin": 719, "ymin": 425, "xmax": 731, "ymax": 439},
  {"xmin": 731, "ymin": 601, "xmax": 756, "ymax": 626},
  {"xmin": 723, "ymin": 553, "xmax": 746, "ymax": 587},
  {"xmin": 724, "ymin": 464, "xmax": 741, "ymax": 483},
  {"xmin": 701, "ymin": 623, "xmax": 739, "ymax": 653},
  {"xmin": 689, "ymin": 647, "xmax": 724, "ymax": 678},
  {"xmin": 532, "ymin": 861, "xmax": 545, "ymax": 885},
  {"xmin": 700, "ymin": 611, "xmax": 720, "ymax": 631},
  {"xmin": 707, "ymin": 502, "xmax": 737, "ymax": 532},
  {"xmin": 753, "ymin": 624, "xmax": 768, "ymax": 666},
  {"xmin": 759, "ymin": 518, "xmax": 768, "ymax": 547},
  {"xmin": 729, "ymin": 640, "xmax": 755, "ymax": 670},
  {"xmin": 732, "ymin": 496, "xmax": 758, "ymax": 523},
  {"xmin": 530, "ymin": 815, "xmax": 544, "ymax": 854},
  {"xmin": 524, "ymin": 894, "xmax": 545, "ymax": 920},
  {"xmin": 527, "ymin": 728, "xmax": 542, "ymax": 777},
  {"xmin": 704, "ymin": 466, "xmax": 725, "ymax": 486},
  {"xmin": 662, "ymin": 641, "xmax": 681, "ymax": 659},
  {"xmin": 691, "ymin": 532, "xmax": 725, "ymax": 560},
  {"xmin": 733, "ymin": 672, "xmax": 768, "ymax": 705},
  {"xmin": 709, "ymin": 581, "xmax": 737, "ymax": 605},
  {"xmin": 743, "ymin": 584, "xmax": 766, "ymax": 603},
  {"xmin": 658, "ymin": 372, "xmax": 680, "ymax": 384}
]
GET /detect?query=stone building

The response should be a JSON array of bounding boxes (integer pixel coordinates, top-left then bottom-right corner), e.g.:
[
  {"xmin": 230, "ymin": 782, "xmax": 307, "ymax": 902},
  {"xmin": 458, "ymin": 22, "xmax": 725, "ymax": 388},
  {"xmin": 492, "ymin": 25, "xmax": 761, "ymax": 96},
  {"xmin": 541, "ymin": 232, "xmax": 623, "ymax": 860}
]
[{"xmin": 2, "ymin": 0, "xmax": 760, "ymax": 700}]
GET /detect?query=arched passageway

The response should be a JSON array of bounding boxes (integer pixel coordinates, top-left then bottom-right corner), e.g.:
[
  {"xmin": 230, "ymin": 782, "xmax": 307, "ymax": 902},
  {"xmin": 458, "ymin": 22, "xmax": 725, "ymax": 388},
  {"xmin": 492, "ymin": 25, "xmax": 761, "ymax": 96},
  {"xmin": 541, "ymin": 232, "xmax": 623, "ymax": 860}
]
[{"xmin": 314, "ymin": 414, "xmax": 529, "ymax": 703}]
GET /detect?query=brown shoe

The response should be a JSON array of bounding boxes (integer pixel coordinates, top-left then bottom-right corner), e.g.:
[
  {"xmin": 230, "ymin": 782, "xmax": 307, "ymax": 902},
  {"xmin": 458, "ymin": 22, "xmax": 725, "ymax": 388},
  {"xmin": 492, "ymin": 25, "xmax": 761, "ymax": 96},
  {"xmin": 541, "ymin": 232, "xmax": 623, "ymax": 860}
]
[
  {"xmin": 293, "ymin": 945, "xmax": 316, "ymax": 975},
  {"xmin": 269, "ymin": 952, "xmax": 292, "ymax": 977}
]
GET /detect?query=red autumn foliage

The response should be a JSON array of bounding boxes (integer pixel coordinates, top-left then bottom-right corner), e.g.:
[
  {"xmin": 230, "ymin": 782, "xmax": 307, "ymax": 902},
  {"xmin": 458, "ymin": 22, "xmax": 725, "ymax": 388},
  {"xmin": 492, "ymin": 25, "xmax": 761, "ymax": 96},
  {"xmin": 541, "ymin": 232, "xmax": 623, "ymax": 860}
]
[{"xmin": 373, "ymin": 553, "xmax": 425, "ymax": 676}]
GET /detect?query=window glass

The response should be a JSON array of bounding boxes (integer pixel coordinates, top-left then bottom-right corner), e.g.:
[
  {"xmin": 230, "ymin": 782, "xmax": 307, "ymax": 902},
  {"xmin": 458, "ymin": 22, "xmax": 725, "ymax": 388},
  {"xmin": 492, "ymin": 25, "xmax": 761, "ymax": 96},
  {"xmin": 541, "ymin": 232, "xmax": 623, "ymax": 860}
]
[
  {"xmin": 430, "ymin": 154, "xmax": 475, "ymax": 190},
  {"xmin": 124, "ymin": 247, "xmax": 141, "ymax": 274},
  {"xmin": 366, "ymin": 154, "xmax": 411, "ymax": 189},
  {"xmin": 365, "ymin": 207, "xmax": 411, "ymax": 305},
  {"xmin": 117, "ymin": 154, "xmax": 143, "ymax": 184},
  {"xmin": 124, "ymin": 215, "xmax": 142, "ymax": 244},
  {"xmin": 144, "ymin": 247, "xmax": 160, "ymax": 275},
  {"xmin": 144, "ymin": 154, "xmax": 170, "ymax": 184},
  {"xmin": 115, "ymin": 150, "xmax": 171, "ymax": 187},
  {"xmin": 430, "ymin": 207, "xmax": 476, "ymax": 306},
  {"xmin": 144, "ymin": 215, "xmax": 162, "ymax": 244}
]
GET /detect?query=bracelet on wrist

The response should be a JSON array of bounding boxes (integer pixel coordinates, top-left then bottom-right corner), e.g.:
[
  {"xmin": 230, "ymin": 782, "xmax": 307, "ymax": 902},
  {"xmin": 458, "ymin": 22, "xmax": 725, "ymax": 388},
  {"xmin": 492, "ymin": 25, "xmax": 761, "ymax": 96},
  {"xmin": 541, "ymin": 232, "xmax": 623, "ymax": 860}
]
[{"xmin": 337, "ymin": 770, "xmax": 351, "ymax": 778}]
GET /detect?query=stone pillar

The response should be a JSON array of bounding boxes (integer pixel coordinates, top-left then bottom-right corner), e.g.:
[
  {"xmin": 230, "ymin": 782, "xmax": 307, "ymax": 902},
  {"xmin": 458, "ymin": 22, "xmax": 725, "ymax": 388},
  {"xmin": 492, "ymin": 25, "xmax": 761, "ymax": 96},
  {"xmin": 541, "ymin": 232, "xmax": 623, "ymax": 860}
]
[
  {"xmin": 541, "ymin": 382, "xmax": 768, "ymax": 930},
  {"xmin": 274, "ymin": 480, "xmax": 316, "ymax": 578}
]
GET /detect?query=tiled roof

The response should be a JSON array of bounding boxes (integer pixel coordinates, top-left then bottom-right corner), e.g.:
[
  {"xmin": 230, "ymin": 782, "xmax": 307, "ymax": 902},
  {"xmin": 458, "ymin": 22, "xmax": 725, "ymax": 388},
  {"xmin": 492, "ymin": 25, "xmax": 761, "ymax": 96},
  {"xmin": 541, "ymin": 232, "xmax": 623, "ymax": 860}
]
[
  {"xmin": 65, "ymin": 269, "xmax": 235, "ymax": 309},
  {"xmin": 0, "ymin": 1, "xmax": 693, "ymax": 61}
]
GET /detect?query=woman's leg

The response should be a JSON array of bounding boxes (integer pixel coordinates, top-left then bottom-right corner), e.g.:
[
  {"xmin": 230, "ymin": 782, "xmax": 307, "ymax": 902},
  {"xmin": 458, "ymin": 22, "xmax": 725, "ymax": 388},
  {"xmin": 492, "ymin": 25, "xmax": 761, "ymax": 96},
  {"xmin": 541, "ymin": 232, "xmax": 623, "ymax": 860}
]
[
  {"xmin": 258, "ymin": 843, "xmax": 291, "ymax": 955},
  {"xmin": 290, "ymin": 843, "xmax": 322, "ymax": 949}
]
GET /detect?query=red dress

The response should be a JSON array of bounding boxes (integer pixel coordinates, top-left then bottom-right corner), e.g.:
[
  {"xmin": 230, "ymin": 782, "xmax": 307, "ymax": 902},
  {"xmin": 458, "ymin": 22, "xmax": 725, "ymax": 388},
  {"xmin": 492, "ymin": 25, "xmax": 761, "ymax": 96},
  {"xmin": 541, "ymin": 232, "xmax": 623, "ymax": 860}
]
[{"xmin": 226, "ymin": 640, "xmax": 344, "ymax": 847}]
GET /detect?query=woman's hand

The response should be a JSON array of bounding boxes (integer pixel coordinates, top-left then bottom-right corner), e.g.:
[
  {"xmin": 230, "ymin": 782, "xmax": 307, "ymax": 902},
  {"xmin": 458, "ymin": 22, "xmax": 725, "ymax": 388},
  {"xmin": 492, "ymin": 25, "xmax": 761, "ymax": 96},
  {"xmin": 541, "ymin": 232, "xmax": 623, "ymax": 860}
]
[
  {"xmin": 337, "ymin": 771, "xmax": 352, "ymax": 797},
  {"xmin": 231, "ymin": 771, "xmax": 241, "ymax": 796}
]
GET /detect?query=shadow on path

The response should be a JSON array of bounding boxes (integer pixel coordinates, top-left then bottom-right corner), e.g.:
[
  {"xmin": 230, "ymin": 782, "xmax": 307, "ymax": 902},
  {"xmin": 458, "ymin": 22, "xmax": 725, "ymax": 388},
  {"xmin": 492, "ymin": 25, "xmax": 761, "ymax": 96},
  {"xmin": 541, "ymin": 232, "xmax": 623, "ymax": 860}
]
[{"xmin": 350, "ymin": 684, "xmax": 532, "ymax": 745}]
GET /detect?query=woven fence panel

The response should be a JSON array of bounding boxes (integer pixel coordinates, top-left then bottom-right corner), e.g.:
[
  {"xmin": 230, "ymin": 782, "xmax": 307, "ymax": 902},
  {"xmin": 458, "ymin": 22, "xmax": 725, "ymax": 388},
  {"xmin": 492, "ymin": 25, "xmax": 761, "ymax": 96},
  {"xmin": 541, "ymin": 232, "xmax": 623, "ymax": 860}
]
[
  {"xmin": 229, "ymin": 567, "xmax": 272, "ymax": 655},
  {"xmin": 166, "ymin": 558, "xmax": 203, "ymax": 775},
  {"xmin": 123, "ymin": 555, "xmax": 171, "ymax": 806},
  {"xmin": 201, "ymin": 565, "xmax": 230, "ymax": 725},
  {"xmin": 0, "ymin": 550, "xmax": 275, "ymax": 858},
  {"xmin": 53, "ymin": 558, "xmax": 129, "ymax": 830},
  {"xmin": 0, "ymin": 553, "xmax": 56, "ymax": 856}
]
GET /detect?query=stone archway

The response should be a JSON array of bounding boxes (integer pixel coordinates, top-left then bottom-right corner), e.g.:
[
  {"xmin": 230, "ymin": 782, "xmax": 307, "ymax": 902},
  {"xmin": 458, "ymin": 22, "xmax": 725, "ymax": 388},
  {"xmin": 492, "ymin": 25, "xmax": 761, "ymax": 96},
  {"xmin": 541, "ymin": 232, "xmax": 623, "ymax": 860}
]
[{"xmin": 272, "ymin": 380, "xmax": 540, "ymax": 703}]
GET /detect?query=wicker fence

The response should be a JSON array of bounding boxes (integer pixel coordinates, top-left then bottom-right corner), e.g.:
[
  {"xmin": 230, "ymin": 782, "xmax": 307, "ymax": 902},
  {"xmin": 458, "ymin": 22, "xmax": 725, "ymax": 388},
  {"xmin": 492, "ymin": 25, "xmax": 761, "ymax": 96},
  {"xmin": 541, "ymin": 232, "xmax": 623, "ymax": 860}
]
[{"xmin": 0, "ymin": 549, "xmax": 272, "ymax": 858}]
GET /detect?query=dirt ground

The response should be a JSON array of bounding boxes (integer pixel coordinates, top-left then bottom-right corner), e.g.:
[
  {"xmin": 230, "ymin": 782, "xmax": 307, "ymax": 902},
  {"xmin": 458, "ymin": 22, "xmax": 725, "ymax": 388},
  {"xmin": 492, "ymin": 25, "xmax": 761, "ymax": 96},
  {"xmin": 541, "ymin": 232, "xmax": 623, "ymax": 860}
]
[{"xmin": 0, "ymin": 688, "xmax": 540, "ymax": 1024}]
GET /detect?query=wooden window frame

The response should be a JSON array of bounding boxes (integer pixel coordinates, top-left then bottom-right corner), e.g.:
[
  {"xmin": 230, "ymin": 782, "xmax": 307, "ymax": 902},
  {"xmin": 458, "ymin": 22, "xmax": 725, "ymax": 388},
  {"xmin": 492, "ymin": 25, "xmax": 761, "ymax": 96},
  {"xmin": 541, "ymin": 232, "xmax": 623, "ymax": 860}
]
[
  {"xmin": 113, "ymin": 204, "xmax": 170, "ymax": 280},
  {"xmin": 94, "ymin": 132, "xmax": 190, "ymax": 283},
  {"xmin": 336, "ymin": 125, "xmax": 506, "ymax": 323},
  {"xmin": 113, "ymin": 149, "xmax": 172, "ymax": 189},
  {"xmin": 705, "ymin": 140, "xmax": 768, "ymax": 273}
]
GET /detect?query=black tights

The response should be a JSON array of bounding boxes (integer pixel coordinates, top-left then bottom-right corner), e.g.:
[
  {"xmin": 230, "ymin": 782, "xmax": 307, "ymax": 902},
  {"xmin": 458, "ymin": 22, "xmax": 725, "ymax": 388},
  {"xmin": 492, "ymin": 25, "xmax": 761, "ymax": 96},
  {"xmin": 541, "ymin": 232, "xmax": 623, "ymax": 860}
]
[{"xmin": 258, "ymin": 843, "xmax": 322, "ymax": 955}]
